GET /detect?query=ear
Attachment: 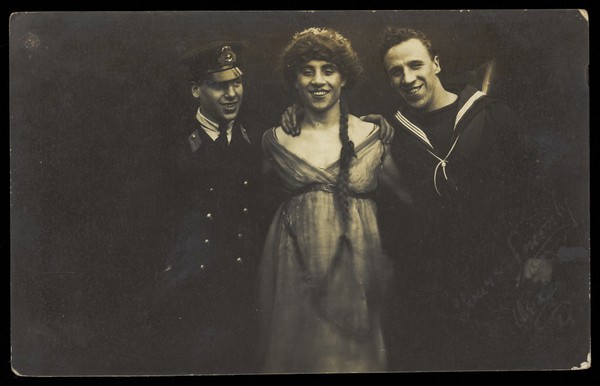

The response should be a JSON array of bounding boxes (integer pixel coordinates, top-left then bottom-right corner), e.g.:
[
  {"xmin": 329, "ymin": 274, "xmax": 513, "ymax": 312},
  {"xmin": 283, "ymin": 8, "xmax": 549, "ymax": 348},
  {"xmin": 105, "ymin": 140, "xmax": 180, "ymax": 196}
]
[
  {"xmin": 191, "ymin": 81, "xmax": 201, "ymax": 98},
  {"xmin": 433, "ymin": 56, "xmax": 441, "ymax": 75},
  {"xmin": 341, "ymin": 77, "xmax": 347, "ymax": 88}
]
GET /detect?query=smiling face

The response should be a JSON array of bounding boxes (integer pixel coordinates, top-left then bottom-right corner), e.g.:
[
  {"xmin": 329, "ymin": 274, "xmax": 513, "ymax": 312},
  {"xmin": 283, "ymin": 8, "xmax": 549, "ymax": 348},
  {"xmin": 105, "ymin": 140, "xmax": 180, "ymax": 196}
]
[
  {"xmin": 295, "ymin": 60, "xmax": 346, "ymax": 112},
  {"xmin": 383, "ymin": 38, "xmax": 444, "ymax": 112},
  {"xmin": 192, "ymin": 76, "xmax": 243, "ymax": 125}
]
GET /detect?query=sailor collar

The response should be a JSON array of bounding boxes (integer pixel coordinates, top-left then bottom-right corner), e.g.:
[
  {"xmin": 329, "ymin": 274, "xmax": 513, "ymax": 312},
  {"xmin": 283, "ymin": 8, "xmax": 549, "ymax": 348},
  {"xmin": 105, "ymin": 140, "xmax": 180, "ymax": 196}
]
[{"xmin": 394, "ymin": 90, "xmax": 487, "ymax": 196}]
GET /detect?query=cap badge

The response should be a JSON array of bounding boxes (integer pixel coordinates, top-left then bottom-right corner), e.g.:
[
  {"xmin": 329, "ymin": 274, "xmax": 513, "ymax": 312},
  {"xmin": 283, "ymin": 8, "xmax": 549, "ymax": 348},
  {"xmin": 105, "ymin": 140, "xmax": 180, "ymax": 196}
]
[{"xmin": 218, "ymin": 45, "xmax": 236, "ymax": 66}]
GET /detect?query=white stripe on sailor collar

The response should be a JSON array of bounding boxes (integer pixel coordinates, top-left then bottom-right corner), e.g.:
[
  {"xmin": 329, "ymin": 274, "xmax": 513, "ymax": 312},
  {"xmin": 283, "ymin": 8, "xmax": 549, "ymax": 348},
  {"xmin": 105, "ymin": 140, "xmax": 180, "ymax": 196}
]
[
  {"xmin": 394, "ymin": 90, "xmax": 486, "ymax": 151},
  {"xmin": 394, "ymin": 111, "xmax": 434, "ymax": 149},
  {"xmin": 394, "ymin": 90, "xmax": 487, "ymax": 196},
  {"xmin": 454, "ymin": 90, "xmax": 486, "ymax": 130}
]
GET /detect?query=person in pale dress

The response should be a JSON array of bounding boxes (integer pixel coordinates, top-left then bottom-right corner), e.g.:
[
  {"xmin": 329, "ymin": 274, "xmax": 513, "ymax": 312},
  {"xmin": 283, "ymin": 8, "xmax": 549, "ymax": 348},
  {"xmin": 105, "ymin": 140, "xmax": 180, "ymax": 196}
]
[{"xmin": 258, "ymin": 27, "xmax": 409, "ymax": 373}]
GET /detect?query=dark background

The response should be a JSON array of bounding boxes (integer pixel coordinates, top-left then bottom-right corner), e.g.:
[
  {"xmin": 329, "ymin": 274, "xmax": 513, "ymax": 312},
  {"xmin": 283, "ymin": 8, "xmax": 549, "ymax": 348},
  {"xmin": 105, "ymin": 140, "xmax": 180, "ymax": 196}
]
[{"xmin": 9, "ymin": 10, "xmax": 589, "ymax": 375}]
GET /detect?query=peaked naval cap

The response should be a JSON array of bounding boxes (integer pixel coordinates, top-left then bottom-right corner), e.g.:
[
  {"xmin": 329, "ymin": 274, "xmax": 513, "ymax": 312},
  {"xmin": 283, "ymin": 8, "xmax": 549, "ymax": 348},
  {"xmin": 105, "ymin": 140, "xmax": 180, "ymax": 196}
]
[{"xmin": 182, "ymin": 41, "xmax": 245, "ymax": 82}]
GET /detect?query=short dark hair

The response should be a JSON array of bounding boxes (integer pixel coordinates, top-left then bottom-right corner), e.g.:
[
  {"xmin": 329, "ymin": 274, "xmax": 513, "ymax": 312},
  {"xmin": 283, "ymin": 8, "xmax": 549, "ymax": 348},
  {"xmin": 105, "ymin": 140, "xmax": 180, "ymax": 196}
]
[
  {"xmin": 379, "ymin": 27, "xmax": 436, "ymax": 60},
  {"xmin": 281, "ymin": 27, "xmax": 362, "ymax": 91}
]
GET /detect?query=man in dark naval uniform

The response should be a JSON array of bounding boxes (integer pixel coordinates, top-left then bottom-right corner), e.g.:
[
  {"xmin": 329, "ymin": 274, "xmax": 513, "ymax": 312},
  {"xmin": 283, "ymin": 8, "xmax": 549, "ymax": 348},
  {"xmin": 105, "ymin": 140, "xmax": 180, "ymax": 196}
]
[
  {"xmin": 151, "ymin": 41, "xmax": 267, "ymax": 374},
  {"xmin": 375, "ymin": 27, "xmax": 551, "ymax": 371}
]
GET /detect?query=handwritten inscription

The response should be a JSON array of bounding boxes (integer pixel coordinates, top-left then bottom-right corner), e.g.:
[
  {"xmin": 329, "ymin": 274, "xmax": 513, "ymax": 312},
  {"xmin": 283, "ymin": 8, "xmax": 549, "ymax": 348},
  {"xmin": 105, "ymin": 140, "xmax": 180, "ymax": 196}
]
[
  {"xmin": 507, "ymin": 192, "xmax": 578, "ymax": 264},
  {"xmin": 513, "ymin": 282, "xmax": 573, "ymax": 331},
  {"xmin": 452, "ymin": 268, "xmax": 505, "ymax": 311},
  {"xmin": 506, "ymin": 191, "xmax": 578, "ymax": 330}
]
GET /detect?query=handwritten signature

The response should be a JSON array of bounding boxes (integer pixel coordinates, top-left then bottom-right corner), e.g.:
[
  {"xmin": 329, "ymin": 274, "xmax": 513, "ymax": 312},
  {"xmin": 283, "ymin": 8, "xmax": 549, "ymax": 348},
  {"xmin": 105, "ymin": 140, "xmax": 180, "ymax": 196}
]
[
  {"xmin": 453, "ymin": 191, "xmax": 582, "ymax": 322},
  {"xmin": 512, "ymin": 281, "xmax": 573, "ymax": 331},
  {"xmin": 452, "ymin": 268, "xmax": 505, "ymax": 311},
  {"xmin": 507, "ymin": 191, "xmax": 579, "ymax": 264},
  {"xmin": 506, "ymin": 191, "xmax": 580, "ymax": 330}
]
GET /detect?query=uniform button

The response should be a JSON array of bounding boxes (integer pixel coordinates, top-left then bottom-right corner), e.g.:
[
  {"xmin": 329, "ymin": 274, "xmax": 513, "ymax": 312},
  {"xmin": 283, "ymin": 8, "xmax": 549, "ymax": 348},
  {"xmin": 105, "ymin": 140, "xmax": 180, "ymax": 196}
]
[
  {"xmin": 237, "ymin": 233, "xmax": 243, "ymax": 239},
  {"xmin": 191, "ymin": 134, "xmax": 196, "ymax": 139},
  {"xmin": 209, "ymin": 187, "xmax": 215, "ymax": 192},
  {"xmin": 200, "ymin": 264, "xmax": 205, "ymax": 270},
  {"xmin": 243, "ymin": 180, "xmax": 249, "ymax": 186},
  {"xmin": 164, "ymin": 265, "xmax": 172, "ymax": 272},
  {"xmin": 204, "ymin": 239, "xmax": 210, "ymax": 244},
  {"xmin": 206, "ymin": 213, "xmax": 212, "ymax": 220},
  {"xmin": 236, "ymin": 257, "xmax": 243, "ymax": 263},
  {"xmin": 242, "ymin": 208, "xmax": 248, "ymax": 213}
]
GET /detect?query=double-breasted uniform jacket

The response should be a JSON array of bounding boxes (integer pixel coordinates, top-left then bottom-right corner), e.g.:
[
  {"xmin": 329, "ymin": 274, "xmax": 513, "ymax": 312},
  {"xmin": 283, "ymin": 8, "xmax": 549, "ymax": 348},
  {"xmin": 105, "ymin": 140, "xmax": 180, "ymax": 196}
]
[{"xmin": 153, "ymin": 114, "xmax": 265, "ymax": 373}]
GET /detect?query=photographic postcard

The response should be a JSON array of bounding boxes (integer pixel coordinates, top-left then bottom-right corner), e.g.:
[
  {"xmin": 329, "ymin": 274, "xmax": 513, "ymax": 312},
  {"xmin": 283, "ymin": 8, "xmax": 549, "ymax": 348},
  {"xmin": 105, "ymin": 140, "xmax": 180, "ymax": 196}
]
[{"xmin": 9, "ymin": 10, "xmax": 590, "ymax": 376}]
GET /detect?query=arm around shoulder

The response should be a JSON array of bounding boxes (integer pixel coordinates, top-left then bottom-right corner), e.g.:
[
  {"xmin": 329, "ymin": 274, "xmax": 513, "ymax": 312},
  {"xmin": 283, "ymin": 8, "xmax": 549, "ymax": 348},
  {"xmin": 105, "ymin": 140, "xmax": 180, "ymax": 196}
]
[{"xmin": 380, "ymin": 145, "xmax": 412, "ymax": 207}]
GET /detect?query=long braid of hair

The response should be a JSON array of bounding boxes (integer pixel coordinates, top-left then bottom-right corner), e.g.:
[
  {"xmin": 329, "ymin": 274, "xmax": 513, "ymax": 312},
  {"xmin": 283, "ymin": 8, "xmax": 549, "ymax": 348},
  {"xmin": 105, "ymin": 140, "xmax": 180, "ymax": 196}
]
[
  {"xmin": 303, "ymin": 96, "xmax": 372, "ymax": 340},
  {"xmin": 317, "ymin": 97, "xmax": 370, "ymax": 340},
  {"xmin": 336, "ymin": 98, "xmax": 356, "ymax": 239}
]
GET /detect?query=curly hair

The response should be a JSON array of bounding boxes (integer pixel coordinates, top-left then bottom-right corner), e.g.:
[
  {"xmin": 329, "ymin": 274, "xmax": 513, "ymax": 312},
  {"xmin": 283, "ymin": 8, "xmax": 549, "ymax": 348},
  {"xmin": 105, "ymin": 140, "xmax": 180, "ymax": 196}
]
[
  {"xmin": 281, "ymin": 27, "xmax": 363, "ymax": 91},
  {"xmin": 281, "ymin": 28, "xmax": 367, "ymax": 337},
  {"xmin": 281, "ymin": 28, "xmax": 360, "ymax": 241},
  {"xmin": 379, "ymin": 27, "xmax": 436, "ymax": 60}
]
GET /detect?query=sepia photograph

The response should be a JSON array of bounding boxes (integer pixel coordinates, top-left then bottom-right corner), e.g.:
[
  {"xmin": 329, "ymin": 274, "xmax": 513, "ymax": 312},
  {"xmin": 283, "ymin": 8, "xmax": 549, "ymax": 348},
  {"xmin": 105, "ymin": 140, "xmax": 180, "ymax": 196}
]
[{"xmin": 9, "ymin": 10, "xmax": 590, "ymax": 376}]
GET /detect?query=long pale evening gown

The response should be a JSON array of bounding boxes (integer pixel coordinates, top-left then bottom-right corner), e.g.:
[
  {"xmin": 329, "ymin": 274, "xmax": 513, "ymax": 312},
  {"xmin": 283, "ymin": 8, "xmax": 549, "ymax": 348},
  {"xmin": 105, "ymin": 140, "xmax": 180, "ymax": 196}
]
[{"xmin": 259, "ymin": 122, "xmax": 392, "ymax": 373}]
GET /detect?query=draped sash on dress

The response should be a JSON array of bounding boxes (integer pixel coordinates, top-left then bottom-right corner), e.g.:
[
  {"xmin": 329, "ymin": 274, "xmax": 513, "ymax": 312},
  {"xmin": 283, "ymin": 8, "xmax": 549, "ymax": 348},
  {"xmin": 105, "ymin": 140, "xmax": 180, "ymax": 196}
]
[{"xmin": 259, "ymin": 125, "xmax": 392, "ymax": 372}]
